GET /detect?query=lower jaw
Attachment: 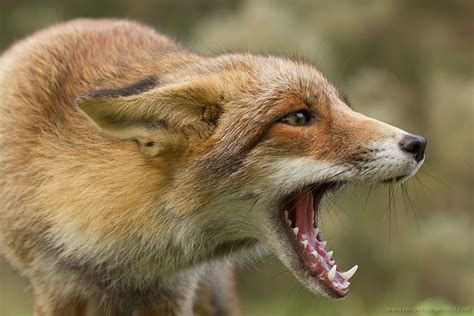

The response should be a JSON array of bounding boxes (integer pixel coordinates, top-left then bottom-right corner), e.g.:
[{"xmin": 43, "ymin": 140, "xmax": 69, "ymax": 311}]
[
  {"xmin": 277, "ymin": 184, "xmax": 357, "ymax": 298},
  {"xmin": 283, "ymin": 226, "xmax": 349, "ymax": 298}
]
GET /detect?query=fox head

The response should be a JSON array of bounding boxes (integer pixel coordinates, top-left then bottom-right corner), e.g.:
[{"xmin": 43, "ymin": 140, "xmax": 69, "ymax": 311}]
[{"xmin": 78, "ymin": 54, "xmax": 426, "ymax": 298}]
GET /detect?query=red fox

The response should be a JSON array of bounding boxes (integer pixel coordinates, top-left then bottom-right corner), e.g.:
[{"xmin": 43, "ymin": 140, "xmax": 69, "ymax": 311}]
[{"xmin": 0, "ymin": 19, "xmax": 426, "ymax": 315}]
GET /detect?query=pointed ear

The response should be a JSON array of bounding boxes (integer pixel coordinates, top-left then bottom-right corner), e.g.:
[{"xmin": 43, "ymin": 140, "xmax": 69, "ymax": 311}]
[{"xmin": 77, "ymin": 75, "xmax": 224, "ymax": 156}]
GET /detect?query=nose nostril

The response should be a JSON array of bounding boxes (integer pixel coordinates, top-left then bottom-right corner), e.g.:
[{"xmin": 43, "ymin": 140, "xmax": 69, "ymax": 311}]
[
  {"xmin": 411, "ymin": 143, "xmax": 420, "ymax": 154},
  {"xmin": 399, "ymin": 134, "xmax": 427, "ymax": 163}
]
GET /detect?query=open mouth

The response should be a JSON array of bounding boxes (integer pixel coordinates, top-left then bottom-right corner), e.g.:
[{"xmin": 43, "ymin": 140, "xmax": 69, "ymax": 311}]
[{"xmin": 280, "ymin": 182, "xmax": 358, "ymax": 298}]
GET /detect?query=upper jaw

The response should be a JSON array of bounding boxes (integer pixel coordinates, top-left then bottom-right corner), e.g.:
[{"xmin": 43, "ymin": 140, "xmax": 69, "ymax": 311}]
[{"xmin": 381, "ymin": 159, "xmax": 424, "ymax": 183}]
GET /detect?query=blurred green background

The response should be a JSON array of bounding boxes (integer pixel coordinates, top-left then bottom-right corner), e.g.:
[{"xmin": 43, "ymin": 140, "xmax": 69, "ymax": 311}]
[{"xmin": 0, "ymin": 0, "xmax": 472, "ymax": 315}]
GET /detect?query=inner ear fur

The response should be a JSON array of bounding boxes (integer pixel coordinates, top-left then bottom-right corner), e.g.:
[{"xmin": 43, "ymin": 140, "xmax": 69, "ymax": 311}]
[{"xmin": 77, "ymin": 75, "xmax": 225, "ymax": 155}]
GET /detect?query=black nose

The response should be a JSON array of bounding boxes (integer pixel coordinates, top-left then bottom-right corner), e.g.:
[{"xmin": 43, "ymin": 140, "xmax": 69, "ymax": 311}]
[{"xmin": 399, "ymin": 134, "xmax": 427, "ymax": 163}]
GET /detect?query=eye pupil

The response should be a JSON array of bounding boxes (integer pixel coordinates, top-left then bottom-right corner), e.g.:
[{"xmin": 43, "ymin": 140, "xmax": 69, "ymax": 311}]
[
  {"xmin": 281, "ymin": 110, "xmax": 311, "ymax": 126},
  {"xmin": 295, "ymin": 112, "xmax": 305, "ymax": 124}
]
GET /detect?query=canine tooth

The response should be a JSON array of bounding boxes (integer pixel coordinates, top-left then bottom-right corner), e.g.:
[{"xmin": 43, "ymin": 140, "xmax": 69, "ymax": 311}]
[
  {"xmin": 328, "ymin": 265, "xmax": 337, "ymax": 281},
  {"xmin": 301, "ymin": 240, "xmax": 308, "ymax": 249},
  {"xmin": 292, "ymin": 227, "xmax": 299, "ymax": 236},
  {"xmin": 313, "ymin": 228, "xmax": 319, "ymax": 236},
  {"xmin": 311, "ymin": 251, "xmax": 318, "ymax": 258},
  {"xmin": 284, "ymin": 210, "xmax": 289, "ymax": 220},
  {"xmin": 339, "ymin": 265, "xmax": 358, "ymax": 280},
  {"xmin": 328, "ymin": 251, "xmax": 333, "ymax": 258},
  {"xmin": 321, "ymin": 241, "xmax": 327, "ymax": 248}
]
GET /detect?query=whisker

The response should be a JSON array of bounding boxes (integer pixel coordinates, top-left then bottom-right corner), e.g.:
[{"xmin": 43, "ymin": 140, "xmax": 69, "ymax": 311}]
[
  {"xmin": 401, "ymin": 183, "xmax": 420, "ymax": 234},
  {"xmin": 392, "ymin": 185, "xmax": 399, "ymax": 233},
  {"xmin": 419, "ymin": 168, "xmax": 454, "ymax": 191},
  {"xmin": 387, "ymin": 185, "xmax": 393, "ymax": 250},
  {"xmin": 414, "ymin": 175, "xmax": 432, "ymax": 194},
  {"xmin": 324, "ymin": 203, "xmax": 337, "ymax": 226},
  {"xmin": 334, "ymin": 199, "xmax": 351, "ymax": 217},
  {"xmin": 260, "ymin": 269, "xmax": 290, "ymax": 293},
  {"xmin": 324, "ymin": 201, "xmax": 347, "ymax": 229},
  {"xmin": 254, "ymin": 253, "xmax": 275, "ymax": 265},
  {"xmin": 286, "ymin": 282, "xmax": 303, "ymax": 301},
  {"xmin": 363, "ymin": 184, "xmax": 374, "ymax": 214}
]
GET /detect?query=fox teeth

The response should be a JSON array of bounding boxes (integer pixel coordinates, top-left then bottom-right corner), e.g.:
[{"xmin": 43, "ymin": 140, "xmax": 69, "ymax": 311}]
[
  {"xmin": 327, "ymin": 251, "xmax": 333, "ymax": 258},
  {"xmin": 320, "ymin": 241, "xmax": 327, "ymax": 248},
  {"xmin": 292, "ymin": 227, "xmax": 299, "ymax": 236},
  {"xmin": 284, "ymin": 210, "xmax": 289, "ymax": 220},
  {"xmin": 301, "ymin": 240, "xmax": 308, "ymax": 249},
  {"xmin": 339, "ymin": 265, "xmax": 358, "ymax": 280},
  {"xmin": 328, "ymin": 265, "xmax": 337, "ymax": 281},
  {"xmin": 313, "ymin": 228, "xmax": 319, "ymax": 236},
  {"xmin": 311, "ymin": 251, "xmax": 318, "ymax": 258}
]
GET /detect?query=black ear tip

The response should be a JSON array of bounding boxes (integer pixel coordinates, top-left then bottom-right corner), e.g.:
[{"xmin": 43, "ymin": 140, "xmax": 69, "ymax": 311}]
[
  {"xmin": 76, "ymin": 75, "xmax": 160, "ymax": 107},
  {"xmin": 87, "ymin": 75, "xmax": 160, "ymax": 100}
]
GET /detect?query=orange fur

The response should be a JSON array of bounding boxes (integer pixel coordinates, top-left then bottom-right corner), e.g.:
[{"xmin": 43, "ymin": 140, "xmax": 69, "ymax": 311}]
[{"xmin": 0, "ymin": 19, "xmax": 419, "ymax": 315}]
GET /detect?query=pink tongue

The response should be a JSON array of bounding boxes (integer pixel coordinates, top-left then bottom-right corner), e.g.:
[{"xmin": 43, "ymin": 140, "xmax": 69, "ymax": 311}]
[{"xmin": 294, "ymin": 191, "xmax": 314, "ymax": 237}]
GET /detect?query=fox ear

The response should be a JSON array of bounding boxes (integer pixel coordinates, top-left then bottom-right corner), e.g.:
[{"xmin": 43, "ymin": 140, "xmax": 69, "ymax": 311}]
[{"xmin": 77, "ymin": 75, "xmax": 223, "ymax": 156}]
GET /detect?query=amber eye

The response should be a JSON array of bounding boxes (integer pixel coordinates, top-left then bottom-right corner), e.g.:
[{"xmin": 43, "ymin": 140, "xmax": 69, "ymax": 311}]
[{"xmin": 280, "ymin": 110, "xmax": 313, "ymax": 126}]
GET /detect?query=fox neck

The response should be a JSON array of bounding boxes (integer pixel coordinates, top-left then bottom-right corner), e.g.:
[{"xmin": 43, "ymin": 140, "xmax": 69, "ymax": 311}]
[{"xmin": 72, "ymin": 194, "xmax": 263, "ymax": 287}]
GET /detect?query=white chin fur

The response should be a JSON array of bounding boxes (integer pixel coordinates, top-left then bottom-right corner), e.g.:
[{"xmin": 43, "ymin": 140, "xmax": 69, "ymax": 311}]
[{"xmin": 266, "ymin": 158, "xmax": 350, "ymax": 192}]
